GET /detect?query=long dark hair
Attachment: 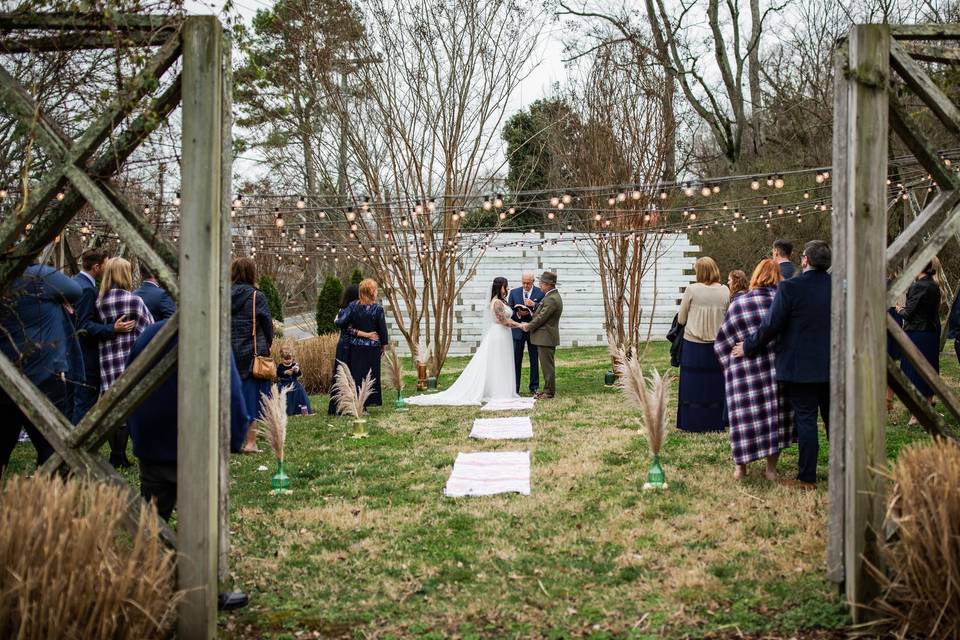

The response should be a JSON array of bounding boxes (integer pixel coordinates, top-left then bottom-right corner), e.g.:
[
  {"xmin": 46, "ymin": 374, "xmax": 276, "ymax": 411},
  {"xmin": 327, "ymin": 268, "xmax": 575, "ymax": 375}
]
[
  {"xmin": 490, "ymin": 277, "xmax": 508, "ymax": 301},
  {"xmin": 340, "ymin": 284, "xmax": 360, "ymax": 308}
]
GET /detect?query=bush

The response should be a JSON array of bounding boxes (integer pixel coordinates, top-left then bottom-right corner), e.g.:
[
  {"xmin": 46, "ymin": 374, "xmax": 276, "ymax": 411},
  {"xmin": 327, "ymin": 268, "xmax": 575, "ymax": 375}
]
[
  {"xmin": 271, "ymin": 334, "xmax": 340, "ymax": 394},
  {"xmin": 316, "ymin": 276, "xmax": 344, "ymax": 335},
  {"xmin": 0, "ymin": 475, "xmax": 179, "ymax": 639},
  {"xmin": 350, "ymin": 268, "xmax": 363, "ymax": 285},
  {"xmin": 258, "ymin": 274, "xmax": 284, "ymax": 322},
  {"xmin": 868, "ymin": 440, "xmax": 960, "ymax": 639}
]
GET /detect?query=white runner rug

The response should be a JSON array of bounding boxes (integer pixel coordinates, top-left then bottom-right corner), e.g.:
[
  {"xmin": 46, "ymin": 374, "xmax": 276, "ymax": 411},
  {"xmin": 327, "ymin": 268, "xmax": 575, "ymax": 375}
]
[
  {"xmin": 470, "ymin": 416, "xmax": 533, "ymax": 440},
  {"xmin": 481, "ymin": 397, "xmax": 536, "ymax": 412},
  {"xmin": 444, "ymin": 451, "xmax": 531, "ymax": 497}
]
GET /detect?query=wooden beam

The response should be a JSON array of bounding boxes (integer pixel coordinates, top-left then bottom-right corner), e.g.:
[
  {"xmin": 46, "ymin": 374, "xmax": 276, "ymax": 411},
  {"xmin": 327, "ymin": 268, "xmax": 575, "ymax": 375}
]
[
  {"xmin": 842, "ymin": 24, "xmax": 890, "ymax": 622},
  {"xmin": 887, "ymin": 202, "xmax": 960, "ymax": 306},
  {"xmin": 885, "ymin": 188, "xmax": 960, "ymax": 277},
  {"xmin": 0, "ymin": 12, "xmax": 178, "ymax": 32},
  {"xmin": 890, "ymin": 24, "xmax": 960, "ymax": 40},
  {"xmin": 827, "ymin": 42, "xmax": 849, "ymax": 588},
  {"xmin": 0, "ymin": 30, "xmax": 171, "ymax": 52},
  {"xmin": 890, "ymin": 40, "xmax": 960, "ymax": 136},
  {"xmin": 178, "ymin": 15, "xmax": 223, "ymax": 639},
  {"xmin": 887, "ymin": 355, "xmax": 952, "ymax": 438},
  {"xmin": 905, "ymin": 44, "xmax": 960, "ymax": 64},
  {"xmin": 888, "ymin": 95, "xmax": 959, "ymax": 189}
]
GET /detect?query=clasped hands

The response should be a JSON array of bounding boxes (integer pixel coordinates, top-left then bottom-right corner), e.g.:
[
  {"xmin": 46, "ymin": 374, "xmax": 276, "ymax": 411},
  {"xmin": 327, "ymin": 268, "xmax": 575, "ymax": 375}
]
[
  {"xmin": 731, "ymin": 342, "xmax": 745, "ymax": 357},
  {"xmin": 518, "ymin": 322, "xmax": 531, "ymax": 332}
]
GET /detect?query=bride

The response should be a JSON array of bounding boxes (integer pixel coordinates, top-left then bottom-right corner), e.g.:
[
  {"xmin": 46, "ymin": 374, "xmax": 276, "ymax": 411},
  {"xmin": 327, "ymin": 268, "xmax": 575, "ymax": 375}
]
[{"xmin": 406, "ymin": 277, "xmax": 520, "ymax": 406}]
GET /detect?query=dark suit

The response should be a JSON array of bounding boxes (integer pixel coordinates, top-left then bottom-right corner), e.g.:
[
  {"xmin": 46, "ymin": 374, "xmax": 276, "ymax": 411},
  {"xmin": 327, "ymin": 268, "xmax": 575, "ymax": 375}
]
[
  {"xmin": 507, "ymin": 285, "xmax": 544, "ymax": 393},
  {"xmin": 72, "ymin": 272, "xmax": 115, "ymax": 424},
  {"xmin": 133, "ymin": 280, "xmax": 176, "ymax": 322},
  {"xmin": 743, "ymin": 268, "xmax": 831, "ymax": 483}
]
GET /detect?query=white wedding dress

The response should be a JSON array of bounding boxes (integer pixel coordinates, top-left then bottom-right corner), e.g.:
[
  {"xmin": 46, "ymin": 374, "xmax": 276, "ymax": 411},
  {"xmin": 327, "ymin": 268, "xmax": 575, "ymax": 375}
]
[{"xmin": 406, "ymin": 298, "xmax": 519, "ymax": 406}]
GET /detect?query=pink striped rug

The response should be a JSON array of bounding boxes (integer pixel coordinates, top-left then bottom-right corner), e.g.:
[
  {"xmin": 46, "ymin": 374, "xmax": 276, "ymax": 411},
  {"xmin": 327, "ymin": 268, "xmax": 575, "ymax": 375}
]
[{"xmin": 444, "ymin": 451, "xmax": 531, "ymax": 497}]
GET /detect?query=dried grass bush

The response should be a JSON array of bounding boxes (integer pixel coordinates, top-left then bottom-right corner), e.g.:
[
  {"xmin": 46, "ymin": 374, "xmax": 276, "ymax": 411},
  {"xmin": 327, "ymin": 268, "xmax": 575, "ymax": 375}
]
[
  {"xmin": 612, "ymin": 347, "xmax": 671, "ymax": 455},
  {"xmin": 272, "ymin": 334, "xmax": 339, "ymax": 394},
  {"xmin": 865, "ymin": 440, "xmax": 960, "ymax": 639},
  {"xmin": 0, "ymin": 475, "xmax": 179, "ymax": 639}
]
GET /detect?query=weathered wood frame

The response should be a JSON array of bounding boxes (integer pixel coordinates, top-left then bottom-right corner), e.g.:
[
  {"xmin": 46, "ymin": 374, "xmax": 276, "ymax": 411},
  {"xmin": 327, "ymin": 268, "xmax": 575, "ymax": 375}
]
[
  {"xmin": 0, "ymin": 13, "xmax": 231, "ymax": 638},
  {"xmin": 830, "ymin": 23, "xmax": 960, "ymax": 622}
]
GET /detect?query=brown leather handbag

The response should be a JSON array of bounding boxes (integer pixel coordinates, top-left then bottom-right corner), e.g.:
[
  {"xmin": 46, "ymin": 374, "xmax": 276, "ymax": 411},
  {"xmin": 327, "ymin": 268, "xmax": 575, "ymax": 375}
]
[{"xmin": 250, "ymin": 291, "xmax": 277, "ymax": 381}]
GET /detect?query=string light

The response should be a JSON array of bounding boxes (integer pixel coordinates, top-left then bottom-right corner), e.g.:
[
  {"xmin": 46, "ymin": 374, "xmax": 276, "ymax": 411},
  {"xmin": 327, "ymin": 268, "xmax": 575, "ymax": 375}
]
[
  {"xmin": 750, "ymin": 178, "xmax": 760, "ymax": 190},
  {"xmin": 0, "ymin": 189, "xmax": 7, "ymax": 198},
  {"xmin": 683, "ymin": 182, "xmax": 695, "ymax": 197},
  {"xmin": 56, "ymin": 191, "xmax": 65, "ymax": 201},
  {"xmin": 274, "ymin": 209, "xmax": 284, "ymax": 228},
  {"xmin": 427, "ymin": 198, "xmax": 437, "ymax": 212},
  {"xmin": 700, "ymin": 184, "xmax": 712, "ymax": 197},
  {"xmin": 562, "ymin": 193, "xmax": 572, "ymax": 205},
  {"xmin": 550, "ymin": 196, "xmax": 560, "ymax": 207},
  {"xmin": 173, "ymin": 192, "xmax": 181, "ymax": 206},
  {"xmin": 296, "ymin": 196, "xmax": 305, "ymax": 209},
  {"xmin": 298, "ymin": 224, "xmax": 306, "ymax": 236},
  {"xmin": 482, "ymin": 197, "xmax": 492, "ymax": 211},
  {"xmin": 766, "ymin": 175, "xmax": 775, "ymax": 187},
  {"xmin": 233, "ymin": 194, "xmax": 243, "ymax": 208},
  {"xmin": 659, "ymin": 189, "xmax": 668, "ymax": 200},
  {"xmin": 493, "ymin": 193, "xmax": 504, "ymax": 208},
  {"xmin": 774, "ymin": 175, "xmax": 785, "ymax": 189}
]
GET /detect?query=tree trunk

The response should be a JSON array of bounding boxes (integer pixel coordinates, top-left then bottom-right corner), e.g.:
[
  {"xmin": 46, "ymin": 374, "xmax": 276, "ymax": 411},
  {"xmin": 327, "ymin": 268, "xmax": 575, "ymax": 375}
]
[{"xmin": 748, "ymin": 0, "xmax": 764, "ymax": 155}]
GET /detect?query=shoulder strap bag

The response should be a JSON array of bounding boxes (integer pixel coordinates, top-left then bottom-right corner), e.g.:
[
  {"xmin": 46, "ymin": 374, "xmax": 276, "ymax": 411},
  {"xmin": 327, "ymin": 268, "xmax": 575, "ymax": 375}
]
[{"xmin": 250, "ymin": 290, "xmax": 277, "ymax": 381}]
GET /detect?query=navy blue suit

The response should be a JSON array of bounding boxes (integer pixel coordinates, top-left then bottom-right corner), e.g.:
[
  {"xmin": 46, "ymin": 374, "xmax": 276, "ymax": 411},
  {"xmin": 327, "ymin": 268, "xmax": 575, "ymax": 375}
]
[
  {"xmin": 507, "ymin": 286, "xmax": 544, "ymax": 393},
  {"xmin": 133, "ymin": 280, "xmax": 176, "ymax": 322},
  {"xmin": 743, "ymin": 268, "xmax": 831, "ymax": 483},
  {"xmin": 71, "ymin": 272, "xmax": 116, "ymax": 424}
]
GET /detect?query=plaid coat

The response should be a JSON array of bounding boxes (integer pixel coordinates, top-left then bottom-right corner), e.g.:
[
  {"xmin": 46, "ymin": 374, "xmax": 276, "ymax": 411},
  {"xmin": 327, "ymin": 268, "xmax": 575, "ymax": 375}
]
[
  {"xmin": 714, "ymin": 286, "xmax": 795, "ymax": 464},
  {"xmin": 97, "ymin": 289, "xmax": 154, "ymax": 392}
]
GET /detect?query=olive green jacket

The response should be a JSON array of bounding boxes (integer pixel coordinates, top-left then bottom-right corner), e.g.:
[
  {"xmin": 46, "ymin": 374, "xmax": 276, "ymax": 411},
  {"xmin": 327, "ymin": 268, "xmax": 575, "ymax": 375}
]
[{"xmin": 527, "ymin": 289, "xmax": 562, "ymax": 347}]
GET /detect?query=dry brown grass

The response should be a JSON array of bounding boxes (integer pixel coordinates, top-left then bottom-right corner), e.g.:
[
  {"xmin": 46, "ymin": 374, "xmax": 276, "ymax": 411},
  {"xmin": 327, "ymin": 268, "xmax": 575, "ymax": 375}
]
[
  {"xmin": 866, "ymin": 440, "xmax": 960, "ymax": 639},
  {"xmin": 0, "ymin": 475, "xmax": 179, "ymax": 639},
  {"xmin": 272, "ymin": 333, "xmax": 339, "ymax": 394}
]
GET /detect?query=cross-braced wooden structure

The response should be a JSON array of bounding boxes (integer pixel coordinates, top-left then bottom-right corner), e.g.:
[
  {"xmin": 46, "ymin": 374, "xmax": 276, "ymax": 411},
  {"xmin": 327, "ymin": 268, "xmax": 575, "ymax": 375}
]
[
  {"xmin": 0, "ymin": 13, "xmax": 231, "ymax": 637},
  {"xmin": 830, "ymin": 23, "xmax": 960, "ymax": 622}
]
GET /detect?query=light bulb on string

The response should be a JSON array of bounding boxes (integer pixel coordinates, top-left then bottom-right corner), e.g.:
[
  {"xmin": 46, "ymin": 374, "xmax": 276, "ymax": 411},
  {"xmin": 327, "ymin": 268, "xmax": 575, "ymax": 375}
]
[
  {"xmin": 766, "ymin": 175, "xmax": 775, "ymax": 187},
  {"xmin": 562, "ymin": 193, "xmax": 572, "ymax": 205},
  {"xmin": 319, "ymin": 210, "xmax": 326, "ymax": 218},
  {"xmin": 762, "ymin": 197, "xmax": 768, "ymax": 205},
  {"xmin": 631, "ymin": 189, "xmax": 641, "ymax": 200},
  {"xmin": 56, "ymin": 191, "xmax": 65, "ymax": 201},
  {"xmin": 274, "ymin": 210, "xmax": 284, "ymax": 228},
  {"xmin": 700, "ymin": 184, "xmax": 712, "ymax": 197},
  {"xmin": 734, "ymin": 209, "xmax": 741, "ymax": 219},
  {"xmin": 427, "ymin": 198, "xmax": 436, "ymax": 212},
  {"xmin": 362, "ymin": 195, "xmax": 371, "ymax": 211},
  {"xmin": 616, "ymin": 192, "xmax": 627, "ymax": 202},
  {"xmin": 494, "ymin": 194, "xmax": 504, "ymax": 208},
  {"xmin": 659, "ymin": 189, "xmax": 668, "ymax": 200},
  {"xmin": 557, "ymin": 201, "xmax": 564, "ymax": 210},
  {"xmin": 233, "ymin": 194, "xmax": 243, "ymax": 208},
  {"xmin": 143, "ymin": 205, "xmax": 151, "ymax": 215},
  {"xmin": 498, "ymin": 211, "xmax": 506, "ymax": 220},
  {"xmin": 173, "ymin": 192, "xmax": 181, "ymax": 207},
  {"xmin": 594, "ymin": 213, "xmax": 602, "ymax": 222},
  {"xmin": 296, "ymin": 196, "xmax": 305, "ymax": 209},
  {"xmin": 482, "ymin": 197, "xmax": 492, "ymax": 211},
  {"xmin": 777, "ymin": 206, "xmax": 784, "ymax": 215},
  {"xmin": 803, "ymin": 191, "xmax": 810, "ymax": 199},
  {"xmin": 607, "ymin": 196, "xmax": 616, "ymax": 206},
  {"xmin": 547, "ymin": 211, "xmax": 555, "ymax": 220},
  {"xmin": 346, "ymin": 208, "xmax": 356, "ymax": 222},
  {"xmin": 774, "ymin": 175, "xmax": 785, "ymax": 189},
  {"xmin": 550, "ymin": 195, "xmax": 560, "ymax": 207},
  {"xmin": 683, "ymin": 182, "xmax": 694, "ymax": 197},
  {"xmin": 815, "ymin": 172, "xmax": 825, "ymax": 184},
  {"xmin": 722, "ymin": 202, "xmax": 729, "ymax": 211},
  {"xmin": 245, "ymin": 225, "xmax": 253, "ymax": 237},
  {"xmin": 414, "ymin": 201, "xmax": 424, "ymax": 215},
  {"xmin": 298, "ymin": 224, "xmax": 306, "ymax": 236},
  {"xmin": 750, "ymin": 178, "xmax": 760, "ymax": 190},
  {"xmin": 314, "ymin": 230, "xmax": 320, "ymax": 238},
  {"xmin": 712, "ymin": 184, "xmax": 721, "ymax": 194}
]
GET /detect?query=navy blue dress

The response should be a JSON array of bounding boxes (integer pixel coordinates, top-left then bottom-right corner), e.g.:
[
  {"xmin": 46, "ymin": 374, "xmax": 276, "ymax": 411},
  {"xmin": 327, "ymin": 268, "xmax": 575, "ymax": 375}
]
[
  {"xmin": 278, "ymin": 362, "xmax": 312, "ymax": 415},
  {"xmin": 336, "ymin": 302, "xmax": 388, "ymax": 408},
  {"xmin": 900, "ymin": 278, "xmax": 941, "ymax": 398},
  {"xmin": 328, "ymin": 311, "xmax": 353, "ymax": 415}
]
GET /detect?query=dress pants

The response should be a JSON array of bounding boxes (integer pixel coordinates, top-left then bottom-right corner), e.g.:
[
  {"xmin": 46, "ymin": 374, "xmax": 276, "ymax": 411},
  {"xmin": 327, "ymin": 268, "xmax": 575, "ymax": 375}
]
[
  {"xmin": 513, "ymin": 333, "xmax": 539, "ymax": 393},
  {"xmin": 0, "ymin": 375, "xmax": 66, "ymax": 473},
  {"xmin": 72, "ymin": 375, "xmax": 99, "ymax": 424},
  {"xmin": 538, "ymin": 346, "xmax": 556, "ymax": 397},
  {"xmin": 139, "ymin": 459, "xmax": 178, "ymax": 521},
  {"xmin": 784, "ymin": 382, "xmax": 830, "ymax": 484}
]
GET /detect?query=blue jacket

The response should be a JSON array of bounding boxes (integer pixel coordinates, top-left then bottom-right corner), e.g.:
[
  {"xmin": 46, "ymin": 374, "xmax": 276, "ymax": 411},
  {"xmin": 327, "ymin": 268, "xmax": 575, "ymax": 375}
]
[
  {"xmin": 72, "ymin": 271, "xmax": 116, "ymax": 381},
  {"xmin": 126, "ymin": 321, "xmax": 251, "ymax": 462},
  {"xmin": 507, "ymin": 286, "xmax": 544, "ymax": 340},
  {"xmin": 743, "ymin": 269, "xmax": 831, "ymax": 384},
  {"xmin": 0, "ymin": 264, "xmax": 83, "ymax": 385},
  {"xmin": 133, "ymin": 280, "xmax": 176, "ymax": 322}
]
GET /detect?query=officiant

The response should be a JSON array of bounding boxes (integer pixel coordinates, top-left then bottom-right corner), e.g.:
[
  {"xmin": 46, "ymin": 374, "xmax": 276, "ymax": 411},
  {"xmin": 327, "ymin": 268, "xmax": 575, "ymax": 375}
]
[{"xmin": 508, "ymin": 271, "xmax": 544, "ymax": 395}]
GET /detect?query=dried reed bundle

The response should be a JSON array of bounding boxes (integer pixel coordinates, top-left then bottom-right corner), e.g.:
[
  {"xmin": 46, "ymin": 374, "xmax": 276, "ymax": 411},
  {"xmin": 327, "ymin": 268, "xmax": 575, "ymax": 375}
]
[
  {"xmin": 331, "ymin": 360, "xmax": 375, "ymax": 418},
  {"xmin": 863, "ymin": 440, "xmax": 960, "ymax": 639},
  {"xmin": 274, "ymin": 334, "xmax": 339, "ymax": 394},
  {"xmin": 613, "ymin": 347, "xmax": 671, "ymax": 455},
  {"xmin": 0, "ymin": 475, "xmax": 179, "ymax": 640},
  {"xmin": 258, "ymin": 383, "xmax": 290, "ymax": 461},
  {"xmin": 384, "ymin": 345, "xmax": 405, "ymax": 392}
]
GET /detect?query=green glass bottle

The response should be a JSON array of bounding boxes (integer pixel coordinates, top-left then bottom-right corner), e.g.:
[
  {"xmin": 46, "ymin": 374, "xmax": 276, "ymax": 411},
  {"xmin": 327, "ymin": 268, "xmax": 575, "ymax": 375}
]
[
  {"xmin": 645, "ymin": 455, "xmax": 666, "ymax": 489},
  {"xmin": 271, "ymin": 460, "xmax": 289, "ymax": 491}
]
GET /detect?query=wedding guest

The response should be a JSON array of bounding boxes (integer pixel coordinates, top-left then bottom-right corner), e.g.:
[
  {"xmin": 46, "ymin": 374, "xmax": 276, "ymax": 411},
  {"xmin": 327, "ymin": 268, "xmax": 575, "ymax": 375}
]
[
  {"xmin": 327, "ymin": 285, "xmax": 378, "ymax": 415},
  {"xmin": 727, "ymin": 270, "xmax": 748, "ymax": 300},
  {"xmin": 72, "ymin": 248, "xmax": 136, "ymax": 424},
  {"xmin": 677, "ymin": 256, "xmax": 730, "ymax": 432},
  {"xmin": 772, "ymin": 239, "xmax": 796, "ymax": 279},
  {"xmin": 133, "ymin": 261, "xmax": 176, "ymax": 321},
  {"xmin": 278, "ymin": 346, "xmax": 312, "ymax": 416},
  {"xmin": 948, "ymin": 283, "xmax": 960, "ymax": 366},
  {"xmin": 715, "ymin": 259, "xmax": 794, "ymax": 480},
  {"xmin": 0, "ymin": 263, "xmax": 82, "ymax": 474},
  {"xmin": 230, "ymin": 257, "xmax": 273, "ymax": 453},
  {"xmin": 733, "ymin": 240, "xmax": 832, "ymax": 490},
  {"xmin": 336, "ymin": 278, "xmax": 388, "ymax": 408},
  {"xmin": 898, "ymin": 259, "xmax": 944, "ymax": 423},
  {"xmin": 508, "ymin": 271, "xmax": 544, "ymax": 395},
  {"xmin": 97, "ymin": 257, "xmax": 154, "ymax": 468}
]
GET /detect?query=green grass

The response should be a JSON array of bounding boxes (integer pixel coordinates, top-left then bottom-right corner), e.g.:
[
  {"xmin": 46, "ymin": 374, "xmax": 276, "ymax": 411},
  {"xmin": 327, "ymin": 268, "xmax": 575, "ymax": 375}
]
[{"xmin": 6, "ymin": 342, "xmax": 949, "ymax": 639}]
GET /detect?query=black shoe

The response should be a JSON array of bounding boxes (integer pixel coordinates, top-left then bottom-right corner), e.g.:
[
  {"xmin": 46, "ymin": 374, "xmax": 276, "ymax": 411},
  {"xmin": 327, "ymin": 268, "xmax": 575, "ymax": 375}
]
[
  {"xmin": 109, "ymin": 453, "xmax": 132, "ymax": 469},
  {"xmin": 218, "ymin": 591, "xmax": 249, "ymax": 611}
]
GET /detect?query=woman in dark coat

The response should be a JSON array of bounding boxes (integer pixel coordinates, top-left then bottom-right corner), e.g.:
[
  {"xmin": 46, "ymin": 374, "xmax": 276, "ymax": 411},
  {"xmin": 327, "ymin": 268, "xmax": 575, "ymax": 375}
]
[
  {"xmin": 898, "ymin": 259, "xmax": 943, "ymax": 423},
  {"xmin": 230, "ymin": 257, "xmax": 273, "ymax": 453},
  {"xmin": 327, "ymin": 284, "xmax": 372, "ymax": 415},
  {"xmin": 335, "ymin": 278, "xmax": 388, "ymax": 408}
]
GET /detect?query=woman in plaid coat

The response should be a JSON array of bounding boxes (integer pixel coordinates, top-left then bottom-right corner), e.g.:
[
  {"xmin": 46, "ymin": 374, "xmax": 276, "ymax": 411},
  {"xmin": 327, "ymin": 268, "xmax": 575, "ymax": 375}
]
[{"xmin": 714, "ymin": 259, "xmax": 794, "ymax": 480}]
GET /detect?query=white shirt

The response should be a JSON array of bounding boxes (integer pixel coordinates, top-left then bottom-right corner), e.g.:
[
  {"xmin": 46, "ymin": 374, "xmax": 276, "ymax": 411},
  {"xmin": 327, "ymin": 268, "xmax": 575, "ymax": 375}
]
[{"xmin": 80, "ymin": 270, "xmax": 96, "ymax": 288}]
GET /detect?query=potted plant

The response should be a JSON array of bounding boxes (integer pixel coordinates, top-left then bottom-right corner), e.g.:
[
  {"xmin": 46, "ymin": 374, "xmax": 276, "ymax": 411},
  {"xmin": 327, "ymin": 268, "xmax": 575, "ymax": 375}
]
[
  {"xmin": 331, "ymin": 360, "xmax": 375, "ymax": 438},
  {"xmin": 384, "ymin": 345, "xmax": 407, "ymax": 410},
  {"xmin": 613, "ymin": 347, "xmax": 671, "ymax": 490},
  {"xmin": 258, "ymin": 384, "xmax": 292, "ymax": 494}
]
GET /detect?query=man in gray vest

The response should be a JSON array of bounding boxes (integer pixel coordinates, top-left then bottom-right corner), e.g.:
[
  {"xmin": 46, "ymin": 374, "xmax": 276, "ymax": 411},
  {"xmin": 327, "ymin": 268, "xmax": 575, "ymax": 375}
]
[{"xmin": 521, "ymin": 271, "xmax": 563, "ymax": 399}]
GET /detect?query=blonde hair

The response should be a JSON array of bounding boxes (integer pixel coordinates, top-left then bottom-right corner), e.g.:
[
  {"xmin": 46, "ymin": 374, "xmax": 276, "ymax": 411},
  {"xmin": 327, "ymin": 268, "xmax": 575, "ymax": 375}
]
[
  {"xmin": 749, "ymin": 258, "xmax": 783, "ymax": 290},
  {"xmin": 99, "ymin": 257, "xmax": 133, "ymax": 296},
  {"xmin": 930, "ymin": 256, "xmax": 949, "ymax": 313},
  {"xmin": 694, "ymin": 257, "xmax": 721, "ymax": 285},
  {"xmin": 358, "ymin": 278, "xmax": 378, "ymax": 304}
]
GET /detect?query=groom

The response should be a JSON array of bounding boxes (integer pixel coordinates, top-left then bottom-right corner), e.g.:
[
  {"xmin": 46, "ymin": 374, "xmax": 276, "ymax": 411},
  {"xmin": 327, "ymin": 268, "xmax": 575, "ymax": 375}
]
[
  {"xmin": 508, "ymin": 271, "xmax": 544, "ymax": 395},
  {"xmin": 521, "ymin": 271, "xmax": 563, "ymax": 399}
]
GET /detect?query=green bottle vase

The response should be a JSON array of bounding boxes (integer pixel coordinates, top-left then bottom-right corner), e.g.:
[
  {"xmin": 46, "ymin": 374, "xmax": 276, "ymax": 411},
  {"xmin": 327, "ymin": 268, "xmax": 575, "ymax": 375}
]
[
  {"xmin": 604, "ymin": 370, "xmax": 616, "ymax": 386},
  {"xmin": 644, "ymin": 454, "xmax": 666, "ymax": 489},
  {"xmin": 395, "ymin": 391, "xmax": 407, "ymax": 411},
  {"xmin": 271, "ymin": 460, "xmax": 290, "ymax": 491},
  {"xmin": 426, "ymin": 376, "xmax": 438, "ymax": 391}
]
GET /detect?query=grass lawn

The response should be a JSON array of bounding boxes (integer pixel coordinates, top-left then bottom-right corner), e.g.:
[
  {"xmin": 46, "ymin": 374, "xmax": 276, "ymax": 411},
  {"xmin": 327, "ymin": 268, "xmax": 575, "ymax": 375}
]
[{"xmin": 5, "ymin": 342, "xmax": 945, "ymax": 638}]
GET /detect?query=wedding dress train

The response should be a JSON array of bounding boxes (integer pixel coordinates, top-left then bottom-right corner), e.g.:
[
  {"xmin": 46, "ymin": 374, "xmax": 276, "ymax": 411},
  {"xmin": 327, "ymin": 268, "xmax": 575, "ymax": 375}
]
[{"xmin": 405, "ymin": 299, "xmax": 519, "ymax": 406}]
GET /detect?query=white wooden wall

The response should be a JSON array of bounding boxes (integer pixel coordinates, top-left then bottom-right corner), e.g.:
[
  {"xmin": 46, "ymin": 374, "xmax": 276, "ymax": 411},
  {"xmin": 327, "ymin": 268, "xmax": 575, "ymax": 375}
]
[{"xmin": 386, "ymin": 232, "xmax": 699, "ymax": 356}]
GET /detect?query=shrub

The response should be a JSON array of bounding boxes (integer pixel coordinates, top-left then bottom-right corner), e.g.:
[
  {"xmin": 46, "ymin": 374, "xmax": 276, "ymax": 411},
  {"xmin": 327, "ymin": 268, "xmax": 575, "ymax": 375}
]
[
  {"xmin": 350, "ymin": 268, "xmax": 363, "ymax": 285},
  {"xmin": 0, "ymin": 475, "xmax": 179, "ymax": 639},
  {"xmin": 271, "ymin": 334, "xmax": 339, "ymax": 394},
  {"xmin": 258, "ymin": 274, "xmax": 284, "ymax": 322},
  {"xmin": 867, "ymin": 440, "xmax": 960, "ymax": 639},
  {"xmin": 316, "ymin": 275, "xmax": 344, "ymax": 335}
]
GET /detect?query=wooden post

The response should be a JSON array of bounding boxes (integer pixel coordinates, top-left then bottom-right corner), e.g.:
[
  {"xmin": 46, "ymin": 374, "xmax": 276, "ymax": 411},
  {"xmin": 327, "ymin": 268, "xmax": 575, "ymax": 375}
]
[
  {"xmin": 840, "ymin": 24, "xmax": 889, "ymax": 621},
  {"xmin": 178, "ymin": 16, "xmax": 223, "ymax": 639}
]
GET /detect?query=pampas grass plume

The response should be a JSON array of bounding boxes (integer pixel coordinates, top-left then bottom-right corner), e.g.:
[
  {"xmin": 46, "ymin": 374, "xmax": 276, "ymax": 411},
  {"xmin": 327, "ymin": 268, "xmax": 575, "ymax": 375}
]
[
  {"xmin": 258, "ymin": 383, "xmax": 290, "ymax": 461},
  {"xmin": 384, "ymin": 345, "xmax": 405, "ymax": 392},
  {"xmin": 331, "ymin": 360, "xmax": 375, "ymax": 418},
  {"xmin": 613, "ymin": 347, "xmax": 671, "ymax": 455}
]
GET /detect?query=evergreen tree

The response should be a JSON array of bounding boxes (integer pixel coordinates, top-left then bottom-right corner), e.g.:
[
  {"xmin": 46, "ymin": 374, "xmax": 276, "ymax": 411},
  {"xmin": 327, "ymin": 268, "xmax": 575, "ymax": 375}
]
[
  {"xmin": 350, "ymin": 268, "xmax": 363, "ymax": 286},
  {"xmin": 316, "ymin": 275, "xmax": 344, "ymax": 335},
  {"xmin": 258, "ymin": 274, "xmax": 284, "ymax": 322}
]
